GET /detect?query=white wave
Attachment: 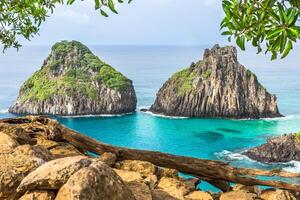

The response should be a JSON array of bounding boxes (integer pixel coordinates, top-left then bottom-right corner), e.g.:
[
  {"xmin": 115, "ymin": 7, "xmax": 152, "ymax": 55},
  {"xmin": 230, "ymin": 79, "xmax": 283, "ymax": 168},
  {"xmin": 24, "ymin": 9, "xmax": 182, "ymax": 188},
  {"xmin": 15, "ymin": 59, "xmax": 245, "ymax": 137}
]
[
  {"xmin": 282, "ymin": 161, "xmax": 300, "ymax": 173},
  {"xmin": 262, "ymin": 114, "xmax": 300, "ymax": 122},
  {"xmin": 215, "ymin": 150, "xmax": 256, "ymax": 162},
  {"xmin": 233, "ymin": 114, "xmax": 300, "ymax": 122},
  {"xmin": 142, "ymin": 110, "xmax": 189, "ymax": 119},
  {"xmin": 60, "ymin": 112, "xmax": 133, "ymax": 118},
  {"xmin": 0, "ymin": 108, "xmax": 8, "ymax": 114}
]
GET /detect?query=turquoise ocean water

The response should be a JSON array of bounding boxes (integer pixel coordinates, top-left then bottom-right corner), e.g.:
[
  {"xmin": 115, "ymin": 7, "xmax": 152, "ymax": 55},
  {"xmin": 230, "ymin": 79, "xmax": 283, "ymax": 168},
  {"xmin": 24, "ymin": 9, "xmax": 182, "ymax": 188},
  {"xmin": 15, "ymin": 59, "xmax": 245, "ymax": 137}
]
[{"xmin": 1, "ymin": 45, "xmax": 300, "ymax": 187}]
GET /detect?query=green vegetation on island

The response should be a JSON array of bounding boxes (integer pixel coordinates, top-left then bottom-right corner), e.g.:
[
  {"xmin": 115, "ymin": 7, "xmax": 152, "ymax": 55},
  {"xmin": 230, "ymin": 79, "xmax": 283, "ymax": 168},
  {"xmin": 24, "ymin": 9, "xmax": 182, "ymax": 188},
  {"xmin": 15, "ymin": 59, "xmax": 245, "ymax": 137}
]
[
  {"xmin": 172, "ymin": 68, "xmax": 196, "ymax": 96},
  {"xmin": 20, "ymin": 41, "xmax": 131, "ymax": 102}
]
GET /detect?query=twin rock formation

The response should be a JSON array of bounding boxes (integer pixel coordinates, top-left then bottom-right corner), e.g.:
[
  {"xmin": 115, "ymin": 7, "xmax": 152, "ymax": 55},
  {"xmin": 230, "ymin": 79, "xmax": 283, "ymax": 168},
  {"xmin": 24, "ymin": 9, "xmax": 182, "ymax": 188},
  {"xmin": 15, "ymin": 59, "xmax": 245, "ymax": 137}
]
[{"xmin": 10, "ymin": 42, "xmax": 281, "ymax": 119}]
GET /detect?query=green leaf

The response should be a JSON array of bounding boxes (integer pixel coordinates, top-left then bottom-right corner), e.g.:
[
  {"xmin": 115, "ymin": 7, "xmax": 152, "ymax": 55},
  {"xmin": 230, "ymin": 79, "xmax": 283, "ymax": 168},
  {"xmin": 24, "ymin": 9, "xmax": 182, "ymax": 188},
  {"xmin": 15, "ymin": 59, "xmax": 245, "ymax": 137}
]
[
  {"xmin": 100, "ymin": 9, "xmax": 109, "ymax": 17},
  {"xmin": 281, "ymin": 40, "xmax": 293, "ymax": 59},
  {"xmin": 108, "ymin": 0, "xmax": 118, "ymax": 14}
]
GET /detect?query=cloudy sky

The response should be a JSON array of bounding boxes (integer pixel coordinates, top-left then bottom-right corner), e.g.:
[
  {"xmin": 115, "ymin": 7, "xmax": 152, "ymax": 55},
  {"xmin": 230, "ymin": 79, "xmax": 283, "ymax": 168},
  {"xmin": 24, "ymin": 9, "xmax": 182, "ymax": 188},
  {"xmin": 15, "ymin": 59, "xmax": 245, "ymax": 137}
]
[{"xmin": 25, "ymin": 0, "xmax": 225, "ymax": 45}]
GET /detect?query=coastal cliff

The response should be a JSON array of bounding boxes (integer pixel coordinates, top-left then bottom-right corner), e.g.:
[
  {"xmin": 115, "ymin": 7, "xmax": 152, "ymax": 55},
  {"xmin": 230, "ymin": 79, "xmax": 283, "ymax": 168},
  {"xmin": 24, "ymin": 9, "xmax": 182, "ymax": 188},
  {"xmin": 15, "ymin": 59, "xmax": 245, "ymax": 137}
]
[
  {"xmin": 9, "ymin": 40, "xmax": 137, "ymax": 116},
  {"xmin": 149, "ymin": 45, "xmax": 282, "ymax": 119}
]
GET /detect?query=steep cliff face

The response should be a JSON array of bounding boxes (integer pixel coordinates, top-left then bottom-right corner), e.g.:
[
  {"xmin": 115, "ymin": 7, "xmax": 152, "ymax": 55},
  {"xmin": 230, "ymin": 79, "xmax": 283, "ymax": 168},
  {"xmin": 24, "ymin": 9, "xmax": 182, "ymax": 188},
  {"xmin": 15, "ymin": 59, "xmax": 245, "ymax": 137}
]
[
  {"xmin": 9, "ymin": 40, "xmax": 137, "ymax": 115},
  {"xmin": 149, "ymin": 45, "xmax": 282, "ymax": 119}
]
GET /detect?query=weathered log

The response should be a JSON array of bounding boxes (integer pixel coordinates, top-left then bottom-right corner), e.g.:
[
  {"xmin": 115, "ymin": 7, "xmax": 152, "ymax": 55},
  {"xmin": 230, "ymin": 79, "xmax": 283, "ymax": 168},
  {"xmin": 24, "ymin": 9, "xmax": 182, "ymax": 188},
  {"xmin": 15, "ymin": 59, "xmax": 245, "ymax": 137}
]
[{"xmin": 57, "ymin": 124, "xmax": 300, "ymax": 191}]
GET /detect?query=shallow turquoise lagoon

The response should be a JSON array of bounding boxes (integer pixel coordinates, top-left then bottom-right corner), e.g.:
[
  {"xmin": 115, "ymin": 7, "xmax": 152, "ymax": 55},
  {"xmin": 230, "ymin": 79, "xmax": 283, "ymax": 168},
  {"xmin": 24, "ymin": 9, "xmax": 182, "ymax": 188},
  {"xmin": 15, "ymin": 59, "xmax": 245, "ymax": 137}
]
[{"xmin": 1, "ymin": 45, "xmax": 300, "ymax": 174}]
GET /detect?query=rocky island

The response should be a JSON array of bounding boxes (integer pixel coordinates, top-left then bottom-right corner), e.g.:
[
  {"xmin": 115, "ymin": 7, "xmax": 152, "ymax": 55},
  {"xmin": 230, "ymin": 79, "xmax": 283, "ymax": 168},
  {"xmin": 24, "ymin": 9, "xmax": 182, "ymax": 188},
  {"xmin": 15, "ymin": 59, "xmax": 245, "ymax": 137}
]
[
  {"xmin": 244, "ymin": 133, "xmax": 300, "ymax": 163},
  {"xmin": 149, "ymin": 45, "xmax": 282, "ymax": 119},
  {"xmin": 0, "ymin": 116, "xmax": 299, "ymax": 200},
  {"xmin": 9, "ymin": 40, "xmax": 137, "ymax": 116}
]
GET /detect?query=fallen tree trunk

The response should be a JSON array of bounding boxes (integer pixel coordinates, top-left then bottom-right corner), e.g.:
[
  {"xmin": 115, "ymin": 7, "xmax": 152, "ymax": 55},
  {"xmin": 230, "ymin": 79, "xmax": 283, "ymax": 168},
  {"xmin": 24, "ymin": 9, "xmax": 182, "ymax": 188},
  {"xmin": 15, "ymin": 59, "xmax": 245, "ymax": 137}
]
[
  {"xmin": 58, "ymin": 124, "xmax": 300, "ymax": 191},
  {"xmin": 2, "ymin": 116, "xmax": 300, "ymax": 191}
]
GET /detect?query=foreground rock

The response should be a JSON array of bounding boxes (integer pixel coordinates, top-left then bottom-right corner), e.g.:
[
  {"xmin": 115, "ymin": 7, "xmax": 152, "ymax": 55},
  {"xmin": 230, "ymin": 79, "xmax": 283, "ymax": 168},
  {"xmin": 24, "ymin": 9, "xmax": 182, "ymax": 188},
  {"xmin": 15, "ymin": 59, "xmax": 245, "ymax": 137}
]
[
  {"xmin": 243, "ymin": 133, "xmax": 300, "ymax": 162},
  {"xmin": 56, "ymin": 162, "xmax": 135, "ymax": 200},
  {"xmin": 0, "ymin": 116, "xmax": 299, "ymax": 200},
  {"xmin": 149, "ymin": 45, "xmax": 282, "ymax": 119},
  {"xmin": 17, "ymin": 156, "xmax": 92, "ymax": 193},
  {"xmin": 9, "ymin": 40, "xmax": 137, "ymax": 115}
]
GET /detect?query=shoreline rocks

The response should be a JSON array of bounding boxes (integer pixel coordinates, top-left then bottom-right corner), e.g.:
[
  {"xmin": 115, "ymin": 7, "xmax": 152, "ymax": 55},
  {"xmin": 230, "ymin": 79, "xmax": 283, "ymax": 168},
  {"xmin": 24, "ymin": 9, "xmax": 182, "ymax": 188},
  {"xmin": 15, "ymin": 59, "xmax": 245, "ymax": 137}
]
[
  {"xmin": 0, "ymin": 116, "xmax": 298, "ymax": 200},
  {"xmin": 9, "ymin": 40, "xmax": 137, "ymax": 116},
  {"xmin": 243, "ymin": 133, "xmax": 300, "ymax": 163},
  {"xmin": 149, "ymin": 44, "xmax": 282, "ymax": 119}
]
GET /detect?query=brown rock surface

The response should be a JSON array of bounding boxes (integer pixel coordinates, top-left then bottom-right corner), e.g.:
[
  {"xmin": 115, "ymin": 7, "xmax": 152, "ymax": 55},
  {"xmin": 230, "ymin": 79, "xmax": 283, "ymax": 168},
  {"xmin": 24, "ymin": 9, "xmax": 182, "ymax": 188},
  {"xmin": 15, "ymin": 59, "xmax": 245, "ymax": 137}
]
[
  {"xmin": 115, "ymin": 160, "xmax": 157, "ymax": 176},
  {"xmin": 17, "ymin": 156, "xmax": 91, "ymax": 193},
  {"xmin": 0, "ymin": 145, "xmax": 50, "ymax": 200},
  {"xmin": 98, "ymin": 152, "xmax": 117, "ymax": 167},
  {"xmin": 126, "ymin": 181, "xmax": 152, "ymax": 200},
  {"xmin": 18, "ymin": 190, "xmax": 56, "ymax": 200},
  {"xmin": 260, "ymin": 189, "xmax": 297, "ymax": 200},
  {"xmin": 55, "ymin": 161, "xmax": 135, "ymax": 200},
  {"xmin": 220, "ymin": 190, "xmax": 259, "ymax": 200},
  {"xmin": 158, "ymin": 167, "xmax": 179, "ymax": 179},
  {"xmin": 114, "ymin": 169, "xmax": 144, "ymax": 183},
  {"xmin": 151, "ymin": 189, "xmax": 179, "ymax": 200},
  {"xmin": 233, "ymin": 184, "xmax": 260, "ymax": 195},
  {"xmin": 157, "ymin": 177, "xmax": 196, "ymax": 200},
  {"xmin": 185, "ymin": 191, "xmax": 214, "ymax": 200}
]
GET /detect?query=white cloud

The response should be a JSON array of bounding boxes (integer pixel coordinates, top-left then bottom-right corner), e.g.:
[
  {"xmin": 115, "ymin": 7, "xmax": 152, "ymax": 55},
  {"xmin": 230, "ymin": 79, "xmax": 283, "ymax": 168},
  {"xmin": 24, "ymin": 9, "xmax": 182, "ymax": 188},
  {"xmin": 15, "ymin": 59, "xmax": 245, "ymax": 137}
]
[{"xmin": 53, "ymin": 7, "xmax": 91, "ymax": 25}]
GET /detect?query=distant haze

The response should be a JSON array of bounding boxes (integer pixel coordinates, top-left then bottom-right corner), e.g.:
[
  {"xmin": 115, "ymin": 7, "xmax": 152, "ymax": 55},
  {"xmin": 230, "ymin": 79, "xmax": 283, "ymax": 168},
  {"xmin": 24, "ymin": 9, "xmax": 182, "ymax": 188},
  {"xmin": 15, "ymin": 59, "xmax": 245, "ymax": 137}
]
[{"xmin": 21, "ymin": 0, "xmax": 225, "ymax": 46}]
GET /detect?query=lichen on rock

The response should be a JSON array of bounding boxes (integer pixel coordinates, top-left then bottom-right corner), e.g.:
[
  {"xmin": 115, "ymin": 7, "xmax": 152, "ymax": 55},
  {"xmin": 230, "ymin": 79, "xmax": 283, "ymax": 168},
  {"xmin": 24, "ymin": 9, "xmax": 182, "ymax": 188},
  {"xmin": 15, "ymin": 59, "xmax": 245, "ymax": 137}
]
[
  {"xmin": 9, "ymin": 40, "xmax": 137, "ymax": 116},
  {"xmin": 149, "ymin": 44, "xmax": 282, "ymax": 119}
]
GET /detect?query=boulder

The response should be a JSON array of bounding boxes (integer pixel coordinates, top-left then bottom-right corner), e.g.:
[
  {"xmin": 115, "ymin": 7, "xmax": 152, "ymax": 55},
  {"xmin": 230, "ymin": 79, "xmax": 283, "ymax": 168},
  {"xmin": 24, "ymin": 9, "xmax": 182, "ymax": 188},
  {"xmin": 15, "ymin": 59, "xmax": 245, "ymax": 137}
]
[
  {"xmin": 157, "ymin": 167, "xmax": 179, "ymax": 179},
  {"xmin": 98, "ymin": 152, "xmax": 117, "ymax": 167},
  {"xmin": 126, "ymin": 181, "xmax": 152, "ymax": 200},
  {"xmin": 185, "ymin": 191, "xmax": 214, "ymax": 200},
  {"xmin": 233, "ymin": 184, "xmax": 260, "ymax": 195},
  {"xmin": 115, "ymin": 160, "xmax": 157, "ymax": 176},
  {"xmin": 0, "ymin": 132, "xmax": 19, "ymax": 152},
  {"xmin": 55, "ymin": 162, "xmax": 135, "ymax": 200},
  {"xmin": 113, "ymin": 169, "xmax": 144, "ymax": 183},
  {"xmin": 220, "ymin": 190, "xmax": 258, "ymax": 200},
  {"xmin": 18, "ymin": 190, "xmax": 56, "ymax": 200},
  {"xmin": 149, "ymin": 45, "xmax": 282, "ymax": 119},
  {"xmin": 0, "ymin": 145, "xmax": 50, "ymax": 200},
  {"xmin": 17, "ymin": 156, "xmax": 91, "ymax": 193},
  {"xmin": 157, "ymin": 177, "xmax": 196, "ymax": 200},
  {"xmin": 9, "ymin": 40, "xmax": 137, "ymax": 116},
  {"xmin": 151, "ymin": 189, "xmax": 178, "ymax": 200},
  {"xmin": 260, "ymin": 189, "xmax": 297, "ymax": 200}
]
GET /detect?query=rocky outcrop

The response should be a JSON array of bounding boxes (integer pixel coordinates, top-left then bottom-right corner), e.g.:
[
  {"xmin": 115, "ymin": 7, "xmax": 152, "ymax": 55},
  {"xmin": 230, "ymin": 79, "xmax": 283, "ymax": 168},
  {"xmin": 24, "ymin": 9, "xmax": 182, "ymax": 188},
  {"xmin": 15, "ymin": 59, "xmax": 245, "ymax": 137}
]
[
  {"xmin": 9, "ymin": 40, "xmax": 137, "ymax": 116},
  {"xmin": 0, "ymin": 116, "xmax": 298, "ymax": 200},
  {"xmin": 243, "ymin": 133, "xmax": 300, "ymax": 163},
  {"xmin": 149, "ymin": 45, "xmax": 282, "ymax": 119}
]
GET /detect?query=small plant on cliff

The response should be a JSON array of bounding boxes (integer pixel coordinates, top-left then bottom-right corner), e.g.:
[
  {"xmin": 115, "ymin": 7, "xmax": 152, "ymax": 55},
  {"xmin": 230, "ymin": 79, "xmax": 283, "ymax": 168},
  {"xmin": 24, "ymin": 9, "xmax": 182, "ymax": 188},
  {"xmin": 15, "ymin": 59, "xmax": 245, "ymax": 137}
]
[
  {"xmin": 172, "ymin": 68, "xmax": 196, "ymax": 96},
  {"xmin": 296, "ymin": 132, "xmax": 300, "ymax": 142},
  {"xmin": 202, "ymin": 69, "xmax": 212, "ymax": 80}
]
